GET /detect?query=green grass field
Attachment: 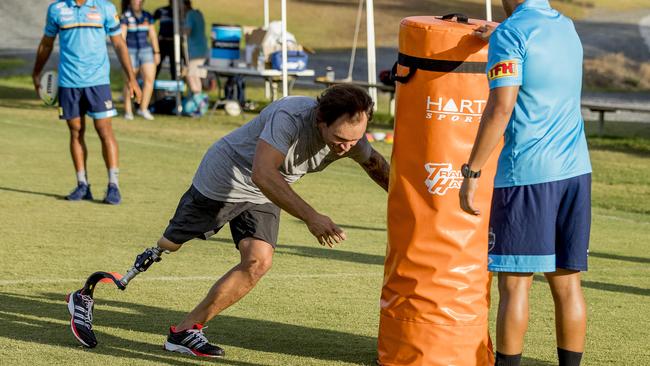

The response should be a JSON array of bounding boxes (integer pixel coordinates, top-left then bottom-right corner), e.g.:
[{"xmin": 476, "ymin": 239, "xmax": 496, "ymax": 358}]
[{"xmin": 0, "ymin": 74, "xmax": 649, "ymax": 366}]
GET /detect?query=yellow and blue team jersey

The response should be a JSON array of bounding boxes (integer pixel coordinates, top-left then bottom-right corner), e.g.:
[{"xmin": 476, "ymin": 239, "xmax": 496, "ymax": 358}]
[
  {"xmin": 44, "ymin": 0, "xmax": 122, "ymax": 88},
  {"xmin": 487, "ymin": 0, "xmax": 592, "ymax": 188}
]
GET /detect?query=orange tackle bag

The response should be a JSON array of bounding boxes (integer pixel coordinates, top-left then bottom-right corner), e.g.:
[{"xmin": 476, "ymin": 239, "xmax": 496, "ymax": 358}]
[{"xmin": 378, "ymin": 14, "xmax": 500, "ymax": 366}]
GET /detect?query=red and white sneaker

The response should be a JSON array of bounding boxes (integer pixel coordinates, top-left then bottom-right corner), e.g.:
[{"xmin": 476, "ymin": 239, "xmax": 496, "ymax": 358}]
[
  {"xmin": 66, "ymin": 290, "xmax": 97, "ymax": 348},
  {"xmin": 164, "ymin": 324, "xmax": 225, "ymax": 358}
]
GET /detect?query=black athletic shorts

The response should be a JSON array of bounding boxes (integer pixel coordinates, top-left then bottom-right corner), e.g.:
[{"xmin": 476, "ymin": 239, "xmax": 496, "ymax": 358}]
[{"xmin": 163, "ymin": 185, "xmax": 281, "ymax": 248}]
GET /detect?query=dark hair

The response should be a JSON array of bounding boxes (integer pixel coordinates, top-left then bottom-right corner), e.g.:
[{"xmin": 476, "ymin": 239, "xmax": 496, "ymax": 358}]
[
  {"xmin": 121, "ymin": 0, "xmax": 130, "ymax": 14},
  {"xmin": 316, "ymin": 85, "xmax": 374, "ymax": 126}
]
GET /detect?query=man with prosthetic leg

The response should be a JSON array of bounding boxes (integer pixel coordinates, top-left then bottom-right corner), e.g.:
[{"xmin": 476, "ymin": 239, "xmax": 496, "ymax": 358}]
[{"xmin": 68, "ymin": 85, "xmax": 391, "ymax": 357}]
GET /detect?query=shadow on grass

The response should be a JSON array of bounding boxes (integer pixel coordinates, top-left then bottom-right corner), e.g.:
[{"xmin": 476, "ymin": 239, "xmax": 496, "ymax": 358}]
[
  {"xmin": 0, "ymin": 186, "xmax": 65, "ymax": 200},
  {"xmin": 207, "ymin": 236, "xmax": 385, "ymax": 266},
  {"xmin": 0, "ymin": 291, "xmax": 377, "ymax": 365},
  {"xmin": 0, "ymin": 85, "xmax": 49, "ymax": 110},
  {"xmin": 278, "ymin": 244, "xmax": 385, "ymax": 266},
  {"xmin": 339, "ymin": 223, "xmax": 386, "ymax": 232},
  {"xmin": 533, "ymin": 275, "xmax": 649, "ymax": 297},
  {"xmin": 590, "ymin": 251, "xmax": 650, "ymax": 264}
]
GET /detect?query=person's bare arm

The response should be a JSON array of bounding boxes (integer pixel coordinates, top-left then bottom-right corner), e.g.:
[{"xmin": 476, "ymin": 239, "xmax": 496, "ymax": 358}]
[
  {"xmin": 359, "ymin": 149, "xmax": 390, "ymax": 192},
  {"xmin": 148, "ymin": 24, "xmax": 161, "ymax": 65},
  {"xmin": 459, "ymin": 86, "xmax": 519, "ymax": 215},
  {"xmin": 32, "ymin": 36, "xmax": 56, "ymax": 96},
  {"xmin": 110, "ymin": 34, "xmax": 142, "ymax": 103},
  {"xmin": 252, "ymin": 140, "xmax": 346, "ymax": 247}
]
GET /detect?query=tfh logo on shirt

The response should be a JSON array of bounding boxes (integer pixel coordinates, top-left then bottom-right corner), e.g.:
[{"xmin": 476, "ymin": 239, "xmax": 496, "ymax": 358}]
[
  {"xmin": 424, "ymin": 96, "xmax": 486, "ymax": 122},
  {"xmin": 488, "ymin": 60, "xmax": 518, "ymax": 80},
  {"xmin": 424, "ymin": 163, "xmax": 462, "ymax": 196}
]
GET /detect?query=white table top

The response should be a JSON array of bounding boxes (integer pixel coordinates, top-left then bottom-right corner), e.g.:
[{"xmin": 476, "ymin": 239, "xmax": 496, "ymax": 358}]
[{"xmin": 202, "ymin": 65, "xmax": 315, "ymax": 77}]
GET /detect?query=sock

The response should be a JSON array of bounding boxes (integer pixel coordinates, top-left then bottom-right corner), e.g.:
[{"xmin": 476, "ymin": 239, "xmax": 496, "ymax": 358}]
[
  {"xmin": 558, "ymin": 348, "xmax": 583, "ymax": 366},
  {"xmin": 108, "ymin": 168, "xmax": 119, "ymax": 186},
  {"xmin": 495, "ymin": 352, "xmax": 522, "ymax": 366},
  {"xmin": 76, "ymin": 171, "xmax": 88, "ymax": 185}
]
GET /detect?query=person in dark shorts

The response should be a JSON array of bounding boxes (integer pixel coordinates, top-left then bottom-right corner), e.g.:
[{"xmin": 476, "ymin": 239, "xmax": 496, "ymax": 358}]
[
  {"xmin": 32, "ymin": 0, "xmax": 142, "ymax": 205},
  {"xmin": 70, "ymin": 85, "xmax": 390, "ymax": 357},
  {"xmin": 459, "ymin": 1, "xmax": 592, "ymax": 366}
]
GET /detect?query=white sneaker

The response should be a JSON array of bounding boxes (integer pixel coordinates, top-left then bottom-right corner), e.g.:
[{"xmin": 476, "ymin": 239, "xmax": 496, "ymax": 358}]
[
  {"xmin": 124, "ymin": 112, "xmax": 134, "ymax": 121},
  {"xmin": 137, "ymin": 109, "xmax": 155, "ymax": 121}
]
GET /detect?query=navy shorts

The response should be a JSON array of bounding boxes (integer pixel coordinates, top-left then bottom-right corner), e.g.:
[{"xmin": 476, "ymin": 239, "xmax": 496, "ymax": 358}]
[
  {"xmin": 59, "ymin": 84, "xmax": 117, "ymax": 120},
  {"xmin": 488, "ymin": 174, "xmax": 591, "ymax": 273}
]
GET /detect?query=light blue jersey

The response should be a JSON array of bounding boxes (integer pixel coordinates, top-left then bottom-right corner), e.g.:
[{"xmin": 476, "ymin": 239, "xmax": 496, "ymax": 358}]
[
  {"xmin": 487, "ymin": 0, "xmax": 591, "ymax": 187},
  {"xmin": 44, "ymin": 0, "xmax": 122, "ymax": 88}
]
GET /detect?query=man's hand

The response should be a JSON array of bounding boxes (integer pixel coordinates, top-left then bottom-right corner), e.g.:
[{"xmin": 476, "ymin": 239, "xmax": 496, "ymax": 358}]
[
  {"xmin": 126, "ymin": 76, "xmax": 143, "ymax": 104},
  {"xmin": 305, "ymin": 213, "xmax": 347, "ymax": 247},
  {"xmin": 473, "ymin": 24, "xmax": 496, "ymax": 42},
  {"xmin": 459, "ymin": 178, "xmax": 481, "ymax": 215}
]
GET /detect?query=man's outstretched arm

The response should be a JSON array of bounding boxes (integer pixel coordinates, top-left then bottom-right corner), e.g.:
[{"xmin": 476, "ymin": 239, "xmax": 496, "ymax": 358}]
[
  {"xmin": 359, "ymin": 149, "xmax": 390, "ymax": 192},
  {"xmin": 252, "ymin": 140, "xmax": 346, "ymax": 247}
]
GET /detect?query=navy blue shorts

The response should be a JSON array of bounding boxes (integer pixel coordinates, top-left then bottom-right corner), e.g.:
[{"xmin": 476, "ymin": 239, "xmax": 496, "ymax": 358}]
[
  {"xmin": 488, "ymin": 174, "xmax": 591, "ymax": 273},
  {"xmin": 58, "ymin": 85, "xmax": 117, "ymax": 120}
]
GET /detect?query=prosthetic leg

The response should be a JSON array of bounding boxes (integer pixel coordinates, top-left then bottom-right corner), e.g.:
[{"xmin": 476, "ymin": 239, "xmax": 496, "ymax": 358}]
[
  {"xmin": 81, "ymin": 246, "xmax": 168, "ymax": 297},
  {"xmin": 66, "ymin": 246, "xmax": 170, "ymax": 348}
]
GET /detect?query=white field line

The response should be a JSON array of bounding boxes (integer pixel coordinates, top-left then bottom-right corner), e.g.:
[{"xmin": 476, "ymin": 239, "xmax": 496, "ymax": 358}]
[{"xmin": 0, "ymin": 272, "xmax": 379, "ymax": 287}]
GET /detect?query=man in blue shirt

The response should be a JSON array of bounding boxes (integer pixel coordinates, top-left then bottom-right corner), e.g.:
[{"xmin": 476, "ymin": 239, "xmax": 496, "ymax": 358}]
[
  {"xmin": 32, "ymin": 0, "xmax": 142, "ymax": 205},
  {"xmin": 459, "ymin": 1, "xmax": 590, "ymax": 365}
]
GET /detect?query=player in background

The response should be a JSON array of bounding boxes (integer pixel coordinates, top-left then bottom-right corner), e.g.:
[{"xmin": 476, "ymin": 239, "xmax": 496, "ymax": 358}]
[{"xmin": 33, "ymin": 0, "xmax": 142, "ymax": 204}]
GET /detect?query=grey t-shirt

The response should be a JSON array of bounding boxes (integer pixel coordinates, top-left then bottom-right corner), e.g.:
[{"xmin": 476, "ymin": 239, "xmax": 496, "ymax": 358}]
[{"xmin": 192, "ymin": 96, "xmax": 372, "ymax": 203}]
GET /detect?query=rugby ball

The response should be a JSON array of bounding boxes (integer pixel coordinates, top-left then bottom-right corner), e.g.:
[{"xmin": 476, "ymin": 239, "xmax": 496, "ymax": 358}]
[
  {"xmin": 39, "ymin": 70, "xmax": 58, "ymax": 106},
  {"xmin": 224, "ymin": 100, "xmax": 241, "ymax": 116}
]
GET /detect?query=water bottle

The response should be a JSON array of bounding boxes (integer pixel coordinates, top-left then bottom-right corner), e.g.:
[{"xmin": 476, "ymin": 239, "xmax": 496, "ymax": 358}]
[{"xmin": 325, "ymin": 66, "xmax": 335, "ymax": 81}]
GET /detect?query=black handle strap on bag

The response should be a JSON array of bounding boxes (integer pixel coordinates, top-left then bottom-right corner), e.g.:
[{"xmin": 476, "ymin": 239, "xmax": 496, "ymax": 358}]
[
  {"xmin": 391, "ymin": 53, "xmax": 487, "ymax": 85},
  {"xmin": 441, "ymin": 13, "xmax": 470, "ymax": 24},
  {"xmin": 390, "ymin": 61, "xmax": 416, "ymax": 84}
]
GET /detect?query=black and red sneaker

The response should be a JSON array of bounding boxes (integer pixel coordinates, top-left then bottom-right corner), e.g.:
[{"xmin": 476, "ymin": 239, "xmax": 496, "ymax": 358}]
[
  {"xmin": 66, "ymin": 289, "xmax": 97, "ymax": 348},
  {"xmin": 164, "ymin": 324, "xmax": 225, "ymax": 358}
]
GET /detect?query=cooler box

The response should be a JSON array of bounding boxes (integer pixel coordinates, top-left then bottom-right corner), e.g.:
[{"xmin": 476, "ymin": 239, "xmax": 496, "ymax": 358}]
[
  {"xmin": 270, "ymin": 50, "xmax": 308, "ymax": 71},
  {"xmin": 210, "ymin": 24, "xmax": 242, "ymax": 67}
]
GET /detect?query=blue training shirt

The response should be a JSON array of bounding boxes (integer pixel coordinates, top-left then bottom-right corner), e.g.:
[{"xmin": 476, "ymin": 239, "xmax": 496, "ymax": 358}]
[
  {"xmin": 185, "ymin": 9, "xmax": 208, "ymax": 60},
  {"xmin": 120, "ymin": 9, "xmax": 154, "ymax": 50},
  {"xmin": 487, "ymin": 0, "xmax": 591, "ymax": 188},
  {"xmin": 44, "ymin": 0, "xmax": 121, "ymax": 88}
]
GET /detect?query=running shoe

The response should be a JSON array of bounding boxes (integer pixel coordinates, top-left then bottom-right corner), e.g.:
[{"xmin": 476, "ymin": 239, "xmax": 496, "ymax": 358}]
[
  {"xmin": 103, "ymin": 183, "xmax": 121, "ymax": 205},
  {"xmin": 65, "ymin": 183, "xmax": 93, "ymax": 201},
  {"xmin": 164, "ymin": 324, "xmax": 225, "ymax": 358},
  {"xmin": 66, "ymin": 289, "xmax": 97, "ymax": 348}
]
